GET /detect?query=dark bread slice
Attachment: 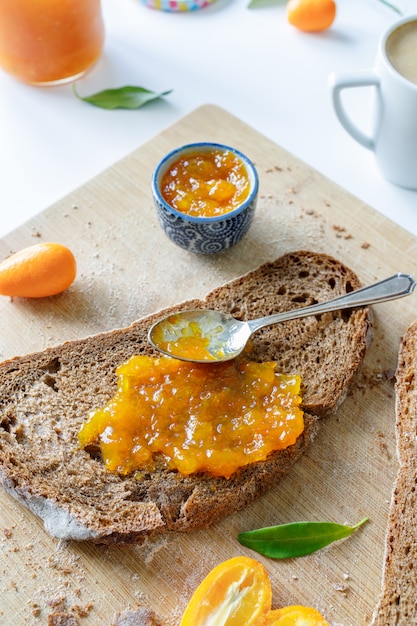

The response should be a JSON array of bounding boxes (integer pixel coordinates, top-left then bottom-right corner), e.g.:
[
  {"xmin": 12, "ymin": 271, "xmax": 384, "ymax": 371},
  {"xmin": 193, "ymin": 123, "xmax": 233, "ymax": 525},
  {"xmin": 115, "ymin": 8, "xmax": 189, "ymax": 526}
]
[
  {"xmin": 370, "ymin": 320, "xmax": 417, "ymax": 625},
  {"xmin": 0, "ymin": 250, "xmax": 372, "ymax": 543}
]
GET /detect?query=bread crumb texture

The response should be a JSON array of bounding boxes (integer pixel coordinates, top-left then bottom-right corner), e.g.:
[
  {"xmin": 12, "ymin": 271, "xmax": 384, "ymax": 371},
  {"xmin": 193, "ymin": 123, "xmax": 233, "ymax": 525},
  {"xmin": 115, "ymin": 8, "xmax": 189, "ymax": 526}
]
[
  {"xmin": 111, "ymin": 604, "xmax": 163, "ymax": 626},
  {"xmin": 0, "ymin": 251, "xmax": 372, "ymax": 544}
]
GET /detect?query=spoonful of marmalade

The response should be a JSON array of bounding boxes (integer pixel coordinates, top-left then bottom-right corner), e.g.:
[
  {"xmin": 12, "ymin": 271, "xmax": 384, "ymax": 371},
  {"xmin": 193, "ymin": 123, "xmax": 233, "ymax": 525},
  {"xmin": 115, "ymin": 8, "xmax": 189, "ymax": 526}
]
[{"xmin": 148, "ymin": 273, "xmax": 415, "ymax": 363}]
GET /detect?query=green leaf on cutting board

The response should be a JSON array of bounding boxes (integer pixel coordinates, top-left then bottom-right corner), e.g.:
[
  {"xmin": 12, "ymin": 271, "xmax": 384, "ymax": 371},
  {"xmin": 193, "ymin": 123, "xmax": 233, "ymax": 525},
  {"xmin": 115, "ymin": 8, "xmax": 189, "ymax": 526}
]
[
  {"xmin": 238, "ymin": 517, "xmax": 368, "ymax": 559},
  {"xmin": 72, "ymin": 85, "xmax": 173, "ymax": 110}
]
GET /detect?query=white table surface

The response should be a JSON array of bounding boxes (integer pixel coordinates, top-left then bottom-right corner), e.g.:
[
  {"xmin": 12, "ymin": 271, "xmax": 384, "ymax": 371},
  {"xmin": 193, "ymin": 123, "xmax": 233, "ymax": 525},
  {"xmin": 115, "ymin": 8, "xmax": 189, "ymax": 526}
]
[{"xmin": 0, "ymin": 0, "xmax": 416, "ymax": 240}]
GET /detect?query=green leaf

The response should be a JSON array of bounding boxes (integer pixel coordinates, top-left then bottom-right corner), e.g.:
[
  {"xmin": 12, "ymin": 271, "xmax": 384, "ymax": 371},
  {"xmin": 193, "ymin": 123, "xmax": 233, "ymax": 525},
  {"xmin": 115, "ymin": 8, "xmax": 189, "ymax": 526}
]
[
  {"xmin": 247, "ymin": 0, "xmax": 285, "ymax": 8},
  {"xmin": 248, "ymin": 0, "xmax": 401, "ymax": 11},
  {"xmin": 72, "ymin": 85, "xmax": 173, "ymax": 110},
  {"xmin": 238, "ymin": 517, "xmax": 368, "ymax": 559}
]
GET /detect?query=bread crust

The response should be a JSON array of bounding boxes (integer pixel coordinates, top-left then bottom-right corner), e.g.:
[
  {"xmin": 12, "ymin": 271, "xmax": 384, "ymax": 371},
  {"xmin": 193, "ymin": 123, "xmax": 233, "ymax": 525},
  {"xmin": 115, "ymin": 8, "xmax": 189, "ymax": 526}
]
[
  {"xmin": 370, "ymin": 320, "xmax": 417, "ymax": 625},
  {"xmin": 0, "ymin": 251, "xmax": 372, "ymax": 543}
]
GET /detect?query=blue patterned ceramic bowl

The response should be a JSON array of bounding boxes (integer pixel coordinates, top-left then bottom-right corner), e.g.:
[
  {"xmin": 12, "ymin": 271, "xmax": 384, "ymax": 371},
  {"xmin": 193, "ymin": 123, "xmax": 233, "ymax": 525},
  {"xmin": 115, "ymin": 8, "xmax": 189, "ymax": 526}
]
[{"xmin": 151, "ymin": 142, "xmax": 259, "ymax": 254}]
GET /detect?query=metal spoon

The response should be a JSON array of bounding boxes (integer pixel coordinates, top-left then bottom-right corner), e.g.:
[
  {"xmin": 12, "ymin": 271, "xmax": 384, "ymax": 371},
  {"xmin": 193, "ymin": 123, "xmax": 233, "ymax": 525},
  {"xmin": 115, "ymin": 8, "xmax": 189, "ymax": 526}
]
[{"xmin": 148, "ymin": 273, "xmax": 415, "ymax": 363}]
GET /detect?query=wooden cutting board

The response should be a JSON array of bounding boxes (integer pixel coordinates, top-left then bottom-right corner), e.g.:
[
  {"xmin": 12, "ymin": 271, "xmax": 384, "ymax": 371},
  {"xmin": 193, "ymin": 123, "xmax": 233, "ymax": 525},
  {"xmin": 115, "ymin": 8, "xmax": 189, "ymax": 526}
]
[{"xmin": 1, "ymin": 104, "xmax": 417, "ymax": 626}]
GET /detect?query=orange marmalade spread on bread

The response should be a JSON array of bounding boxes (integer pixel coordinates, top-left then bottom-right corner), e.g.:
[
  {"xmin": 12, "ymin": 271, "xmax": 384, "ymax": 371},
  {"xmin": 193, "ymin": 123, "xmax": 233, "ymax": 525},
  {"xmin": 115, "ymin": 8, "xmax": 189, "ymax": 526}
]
[
  {"xmin": 78, "ymin": 356, "xmax": 304, "ymax": 479},
  {"xmin": 160, "ymin": 149, "xmax": 250, "ymax": 218}
]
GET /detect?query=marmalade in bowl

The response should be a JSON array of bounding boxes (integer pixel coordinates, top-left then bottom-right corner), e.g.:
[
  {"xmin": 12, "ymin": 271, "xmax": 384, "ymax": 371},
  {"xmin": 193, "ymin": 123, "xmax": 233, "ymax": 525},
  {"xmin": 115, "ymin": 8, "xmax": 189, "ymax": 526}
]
[
  {"xmin": 160, "ymin": 149, "xmax": 250, "ymax": 218},
  {"xmin": 78, "ymin": 355, "xmax": 304, "ymax": 479}
]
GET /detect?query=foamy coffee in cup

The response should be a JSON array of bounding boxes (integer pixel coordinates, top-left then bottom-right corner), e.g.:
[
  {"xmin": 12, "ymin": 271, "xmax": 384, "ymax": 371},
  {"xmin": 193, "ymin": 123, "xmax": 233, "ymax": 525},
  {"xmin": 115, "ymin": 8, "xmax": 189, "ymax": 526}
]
[
  {"xmin": 386, "ymin": 19, "xmax": 417, "ymax": 86},
  {"xmin": 330, "ymin": 15, "xmax": 417, "ymax": 190}
]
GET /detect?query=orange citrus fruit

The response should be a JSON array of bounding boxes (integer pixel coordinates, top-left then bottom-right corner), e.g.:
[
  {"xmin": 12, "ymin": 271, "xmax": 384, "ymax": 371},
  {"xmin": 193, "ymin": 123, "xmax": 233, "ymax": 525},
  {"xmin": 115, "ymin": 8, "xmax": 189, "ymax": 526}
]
[
  {"xmin": 265, "ymin": 605, "xmax": 329, "ymax": 625},
  {"xmin": 287, "ymin": 0, "xmax": 336, "ymax": 32},
  {"xmin": 0, "ymin": 242, "xmax": 77, "ymax": 298},
  {"xmin": 180, "ymin": 556, "xmax": 272, "ymax": 626}
]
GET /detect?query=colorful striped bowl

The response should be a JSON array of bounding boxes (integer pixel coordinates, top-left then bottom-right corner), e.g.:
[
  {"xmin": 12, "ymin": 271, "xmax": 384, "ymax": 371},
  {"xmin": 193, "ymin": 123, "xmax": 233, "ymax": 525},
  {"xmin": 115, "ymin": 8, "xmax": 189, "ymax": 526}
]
[{"xmin": 141, "ymin": 0, "xmax": 216, "ymax": 11}]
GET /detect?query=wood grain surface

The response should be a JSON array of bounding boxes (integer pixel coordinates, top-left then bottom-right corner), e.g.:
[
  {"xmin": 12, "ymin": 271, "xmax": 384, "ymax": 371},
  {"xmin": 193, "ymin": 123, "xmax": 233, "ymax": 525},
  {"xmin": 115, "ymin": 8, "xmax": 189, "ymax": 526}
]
[{"xmin": 1, "ymin": 104, "xmax": 416, "ymax": 626}]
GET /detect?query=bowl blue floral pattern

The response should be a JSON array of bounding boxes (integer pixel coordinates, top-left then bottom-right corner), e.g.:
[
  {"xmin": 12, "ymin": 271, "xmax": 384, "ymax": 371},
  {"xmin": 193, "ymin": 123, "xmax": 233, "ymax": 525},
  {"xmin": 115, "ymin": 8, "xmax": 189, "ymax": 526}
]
[{"xmin": 151, "ymin": 143, "xmax": 259, "ymax": 254}]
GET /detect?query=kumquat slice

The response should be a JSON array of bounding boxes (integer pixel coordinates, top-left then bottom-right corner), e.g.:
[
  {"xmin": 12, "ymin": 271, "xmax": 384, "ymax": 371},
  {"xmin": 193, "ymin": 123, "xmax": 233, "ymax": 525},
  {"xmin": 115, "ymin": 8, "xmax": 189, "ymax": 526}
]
[
  {"xmin": 180, "ymin": 556, "xmax": 272, "ymax": 626},
  {"xmin": 265, "ymin": 604, "xmax": 329, "ymax": 625}
]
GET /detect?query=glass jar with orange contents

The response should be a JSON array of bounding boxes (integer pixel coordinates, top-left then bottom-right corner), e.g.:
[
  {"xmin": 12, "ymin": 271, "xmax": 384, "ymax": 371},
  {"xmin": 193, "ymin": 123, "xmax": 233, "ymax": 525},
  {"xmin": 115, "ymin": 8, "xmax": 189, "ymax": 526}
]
[{"xmin": 0, "ymin": 0, "xmax": 105, "ymax": 85}]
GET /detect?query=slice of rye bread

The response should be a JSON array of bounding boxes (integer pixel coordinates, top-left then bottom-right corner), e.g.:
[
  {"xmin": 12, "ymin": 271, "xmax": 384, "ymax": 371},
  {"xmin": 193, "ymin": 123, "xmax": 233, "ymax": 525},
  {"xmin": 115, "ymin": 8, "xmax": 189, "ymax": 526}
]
[
  {"xmin": 370, "ymin": 320, "xmax": 417, "ymax": 625},
  {"xmin": 0, "ymin": 250, "xmax": 372, "ymax": 544}
]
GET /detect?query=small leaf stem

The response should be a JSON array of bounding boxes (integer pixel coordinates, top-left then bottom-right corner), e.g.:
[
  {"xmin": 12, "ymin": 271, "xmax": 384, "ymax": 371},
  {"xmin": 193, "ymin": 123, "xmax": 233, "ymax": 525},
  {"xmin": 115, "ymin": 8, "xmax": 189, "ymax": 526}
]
[{"xmin": 376, "ymin": 0, "xmax": 402, "ymax": 14}]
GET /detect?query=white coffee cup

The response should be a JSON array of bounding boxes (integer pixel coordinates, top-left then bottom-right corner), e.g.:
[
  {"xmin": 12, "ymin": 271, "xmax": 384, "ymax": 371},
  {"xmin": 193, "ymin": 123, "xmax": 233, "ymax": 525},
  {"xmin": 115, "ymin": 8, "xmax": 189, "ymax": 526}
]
[{"xmin": 329, "ymin": 15, "xmax": 417, "ymax": 190}]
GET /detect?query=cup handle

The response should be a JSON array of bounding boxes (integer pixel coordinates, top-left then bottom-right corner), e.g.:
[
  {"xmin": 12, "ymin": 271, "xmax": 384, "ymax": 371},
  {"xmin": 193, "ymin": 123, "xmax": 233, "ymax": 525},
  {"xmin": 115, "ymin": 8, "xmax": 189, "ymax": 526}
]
[{"xmin": 329, "ymin": 70, "xmax": 380, "ymax": 151}]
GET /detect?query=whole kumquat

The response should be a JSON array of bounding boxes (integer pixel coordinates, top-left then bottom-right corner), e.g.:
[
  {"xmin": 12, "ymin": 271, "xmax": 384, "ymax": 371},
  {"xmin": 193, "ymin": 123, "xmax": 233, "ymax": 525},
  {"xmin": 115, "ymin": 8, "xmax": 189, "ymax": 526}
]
[
  {"xmin": 287, "ymin": 0, "xmax": 336, "ymax": 32},
  {"xmin": 0, "ymin": 242, "xmax": 77, "ymax": 298},
  {"xmin": 180, "ymin": 556, "xmax": 272, "ymax": 626},
  {"xmin": 265, "ymin": 605, "xmax": 329, "ymax": 625}
]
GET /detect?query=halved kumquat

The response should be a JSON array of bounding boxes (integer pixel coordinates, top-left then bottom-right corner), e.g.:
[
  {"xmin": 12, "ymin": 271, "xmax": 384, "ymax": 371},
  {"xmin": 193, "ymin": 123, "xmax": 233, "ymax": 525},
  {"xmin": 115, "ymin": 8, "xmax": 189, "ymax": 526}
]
[
  {"xmin": 180, "ymin": 556, "xmax": 272, "ymax": 626},
  {"xmin": 265, "ymin": 605, "xmax": 329, "ymax": 625},
  {"xmin": 287, "ymin": 0, "xmax": 336, "ymax": 32},
  {"xmin": 0, "ymin": 242, "xmax": 77, "ymax": 298}
]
